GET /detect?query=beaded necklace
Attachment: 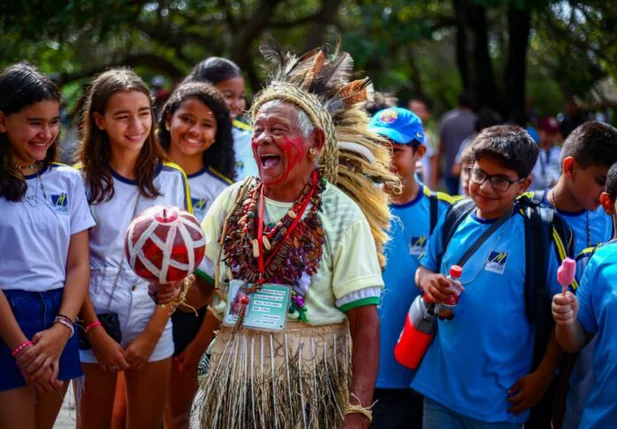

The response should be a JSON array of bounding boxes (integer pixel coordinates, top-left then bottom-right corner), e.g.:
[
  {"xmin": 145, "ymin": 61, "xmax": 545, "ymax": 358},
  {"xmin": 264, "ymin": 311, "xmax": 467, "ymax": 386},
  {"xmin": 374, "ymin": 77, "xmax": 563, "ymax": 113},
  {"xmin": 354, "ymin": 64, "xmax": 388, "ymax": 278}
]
[{"xmin": 222, "ymin": 171, "xmax": 326, "ymax": 321}]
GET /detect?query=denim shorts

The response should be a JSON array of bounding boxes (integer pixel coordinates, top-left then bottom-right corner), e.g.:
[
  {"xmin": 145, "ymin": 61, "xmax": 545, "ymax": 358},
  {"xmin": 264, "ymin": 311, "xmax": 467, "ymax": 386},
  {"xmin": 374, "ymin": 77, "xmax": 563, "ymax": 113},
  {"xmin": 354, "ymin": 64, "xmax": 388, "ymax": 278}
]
[{"xmin": 0, "ymin": 288, "xmax": 82, "ymax": 392}]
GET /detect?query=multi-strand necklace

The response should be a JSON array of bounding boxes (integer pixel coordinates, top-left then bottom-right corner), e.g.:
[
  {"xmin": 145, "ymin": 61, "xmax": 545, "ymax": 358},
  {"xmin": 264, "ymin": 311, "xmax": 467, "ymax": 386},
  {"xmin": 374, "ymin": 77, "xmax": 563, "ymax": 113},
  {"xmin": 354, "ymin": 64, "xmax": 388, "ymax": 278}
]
[{"xmin": 222, "ymin": 171, "xmax": 326, "ymax": 321}]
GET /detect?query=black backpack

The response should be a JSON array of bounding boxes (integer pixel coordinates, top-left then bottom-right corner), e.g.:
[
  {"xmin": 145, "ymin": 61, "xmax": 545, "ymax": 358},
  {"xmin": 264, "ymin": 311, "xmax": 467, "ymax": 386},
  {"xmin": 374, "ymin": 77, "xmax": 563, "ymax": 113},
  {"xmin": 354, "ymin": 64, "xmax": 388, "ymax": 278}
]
[{"xmin": 435, "ymin": 194, "xmax": 575, "ymax": 370}]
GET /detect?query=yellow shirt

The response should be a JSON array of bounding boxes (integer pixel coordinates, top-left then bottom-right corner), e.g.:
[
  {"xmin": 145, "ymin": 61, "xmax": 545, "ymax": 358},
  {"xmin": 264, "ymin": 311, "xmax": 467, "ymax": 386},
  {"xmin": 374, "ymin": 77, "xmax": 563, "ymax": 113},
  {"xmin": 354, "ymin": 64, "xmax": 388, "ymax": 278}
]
[{"xmin": 199, "ymin": 180, "xmax": 384, "ymax": 325}]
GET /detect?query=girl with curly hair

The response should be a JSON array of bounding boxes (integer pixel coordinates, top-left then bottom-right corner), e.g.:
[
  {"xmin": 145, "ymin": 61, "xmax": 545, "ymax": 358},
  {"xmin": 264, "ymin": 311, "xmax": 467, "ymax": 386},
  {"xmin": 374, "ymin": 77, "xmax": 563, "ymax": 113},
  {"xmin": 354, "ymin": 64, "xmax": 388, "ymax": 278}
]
[{"xmin": 157, "ymin": 81, "xmax": 235, "ymax": 429}]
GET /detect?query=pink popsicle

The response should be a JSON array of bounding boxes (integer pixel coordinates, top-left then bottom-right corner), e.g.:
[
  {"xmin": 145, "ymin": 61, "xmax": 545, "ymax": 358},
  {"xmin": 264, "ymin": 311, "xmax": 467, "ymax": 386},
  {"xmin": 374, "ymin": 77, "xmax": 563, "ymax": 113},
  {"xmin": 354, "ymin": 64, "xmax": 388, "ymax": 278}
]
[{"xmin": 557, "ymin": 257, "xmax": 577, "ymax": 295}]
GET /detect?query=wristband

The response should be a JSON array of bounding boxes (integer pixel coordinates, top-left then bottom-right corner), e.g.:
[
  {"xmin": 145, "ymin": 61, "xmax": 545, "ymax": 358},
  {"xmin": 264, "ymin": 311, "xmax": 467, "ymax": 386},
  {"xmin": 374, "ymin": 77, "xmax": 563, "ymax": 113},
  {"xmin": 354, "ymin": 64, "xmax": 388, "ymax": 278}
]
[
  {"xmin": 53, "ymin": 316, "xmax": 75, "ymax": 338},
  {"xmin": 85, "ymin": 320, "xmax": 102, "ymax": 333},
  {"xmin": 11, "ymin": 341, "xmax": 32, "ymax": 357},
  {"xmin": 56, "ymin": 313, "xmax": 74, "ymax": 323}
]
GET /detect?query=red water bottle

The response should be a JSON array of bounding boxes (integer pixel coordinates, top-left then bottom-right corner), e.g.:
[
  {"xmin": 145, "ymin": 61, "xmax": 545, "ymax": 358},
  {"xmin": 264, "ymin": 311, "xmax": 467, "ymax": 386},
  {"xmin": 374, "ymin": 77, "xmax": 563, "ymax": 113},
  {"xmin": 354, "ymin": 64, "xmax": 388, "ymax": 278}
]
[{"xmin": 394, "ymin": 265, "xmax": 463, "ymax": 369}]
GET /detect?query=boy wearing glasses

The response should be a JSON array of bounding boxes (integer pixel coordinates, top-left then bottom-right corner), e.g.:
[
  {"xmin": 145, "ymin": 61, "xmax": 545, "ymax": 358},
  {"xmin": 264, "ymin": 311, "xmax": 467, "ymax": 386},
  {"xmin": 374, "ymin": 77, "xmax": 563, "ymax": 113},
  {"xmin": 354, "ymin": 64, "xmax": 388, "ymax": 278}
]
[
  {"xmin": 368, "ymin": 107, "xmax": 455, "ymax": 428},
  {"xmin": 413, "ymin": 126, "xmax": 564, "ymax": 428}
]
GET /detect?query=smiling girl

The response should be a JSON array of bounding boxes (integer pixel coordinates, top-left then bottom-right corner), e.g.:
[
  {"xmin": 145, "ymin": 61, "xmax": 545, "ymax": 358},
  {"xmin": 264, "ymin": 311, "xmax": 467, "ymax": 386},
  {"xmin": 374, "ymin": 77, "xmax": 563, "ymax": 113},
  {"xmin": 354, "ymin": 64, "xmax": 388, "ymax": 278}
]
[
  {"xmin": 75, "ymin": 68, "xmax": 191, "ymax": 429},
  {"xmin": 157, "ymin": 81, "xmax": 234, "ymax": 429},
  {"xmin": 186, "ymin": 57, "xmax": 258, "ymax": 179},
  {"xmin": 0, "ymin": 63, "xmax": 94, "ymax": 429}
]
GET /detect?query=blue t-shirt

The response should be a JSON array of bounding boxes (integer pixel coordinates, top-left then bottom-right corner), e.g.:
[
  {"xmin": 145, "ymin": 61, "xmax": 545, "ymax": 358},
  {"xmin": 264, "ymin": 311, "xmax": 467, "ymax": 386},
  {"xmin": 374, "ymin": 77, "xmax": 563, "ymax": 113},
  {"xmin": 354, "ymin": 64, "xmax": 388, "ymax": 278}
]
[
  {"xmin": 575, "ymin": 241, "xmax": 617, "ymax": 428},
  {"xmin": 232, "ymin": 122, "xmax": 259, "ymax": 180},
  {"xmin": 535, "ymin": 190, "xmax": 613, "ymax": 256},
  {"xmin": 377, "ymin": 186, "xmax": 453, "ymax": 389},
  {"xmin": 412, "ymin": 208, "xmax": 561, "ymax": 423},
  {"xmin": 564, "ymin": 245, "xmax": 602, "ymax": 429}
]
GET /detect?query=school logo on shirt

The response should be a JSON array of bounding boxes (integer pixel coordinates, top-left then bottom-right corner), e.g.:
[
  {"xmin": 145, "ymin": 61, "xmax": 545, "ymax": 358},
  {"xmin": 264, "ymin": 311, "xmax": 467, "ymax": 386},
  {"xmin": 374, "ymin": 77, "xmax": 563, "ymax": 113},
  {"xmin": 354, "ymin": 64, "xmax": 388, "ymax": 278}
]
[
  {"xmin": 192, "ymin": 197, "xmax": 209, "ymax": 212},
  {"xmin": 409, "ymin": 236, "xmax": 428, "ymax": 256},
  {"xmin": 191, "ymin": 197, "xmax": 209, "ymax": 221},
  {"xmin": 485, "ymin": 251, "xmax": 509, "ymax": 274},
  {"xmin": 51, "ymin": 193, "xmax": 69, "ymax": 214}
]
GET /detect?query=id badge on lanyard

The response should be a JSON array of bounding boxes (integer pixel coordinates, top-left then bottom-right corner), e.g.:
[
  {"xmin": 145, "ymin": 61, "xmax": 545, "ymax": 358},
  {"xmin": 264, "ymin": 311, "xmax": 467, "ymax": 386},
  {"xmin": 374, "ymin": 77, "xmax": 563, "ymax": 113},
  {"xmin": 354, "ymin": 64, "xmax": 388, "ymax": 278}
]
[{"xmin": 223, "ymin": 279, "xmax": 292, "ymax": 332}]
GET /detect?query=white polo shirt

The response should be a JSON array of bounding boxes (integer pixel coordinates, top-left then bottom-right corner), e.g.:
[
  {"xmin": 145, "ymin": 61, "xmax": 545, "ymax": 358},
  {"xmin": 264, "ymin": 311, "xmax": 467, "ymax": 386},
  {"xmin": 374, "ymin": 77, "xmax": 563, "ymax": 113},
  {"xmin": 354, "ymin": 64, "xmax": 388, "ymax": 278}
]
[
  {"xmin": 0, "ymin": 163, "xmax": 96, "ymax": 292},
  {"xmin": 86, "ymin": 162, "xmax": 191, "ymax": 271},
  {"xmin": 187, "ymin": 166, "xmax": 231, "ymax": 222}
]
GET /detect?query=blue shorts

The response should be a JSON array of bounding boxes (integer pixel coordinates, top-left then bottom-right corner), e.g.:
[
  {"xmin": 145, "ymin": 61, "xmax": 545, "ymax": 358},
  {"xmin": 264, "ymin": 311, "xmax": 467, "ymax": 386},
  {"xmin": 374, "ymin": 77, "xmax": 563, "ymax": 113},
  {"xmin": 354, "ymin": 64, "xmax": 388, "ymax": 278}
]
[{"xmin": 0, "ymin": 288, "xmax": 83, "ymax": 392}]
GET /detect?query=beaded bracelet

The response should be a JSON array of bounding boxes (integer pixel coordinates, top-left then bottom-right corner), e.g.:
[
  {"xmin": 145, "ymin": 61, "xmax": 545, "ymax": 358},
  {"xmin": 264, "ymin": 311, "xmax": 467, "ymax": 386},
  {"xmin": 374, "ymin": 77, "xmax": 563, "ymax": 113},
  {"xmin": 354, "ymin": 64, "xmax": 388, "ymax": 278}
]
[
  {"xmin": 84, "ymin": 320, "xmax": 102, "ymax": 333},
  {"xmin": 11, "ymin": 340, "xmax": 32, "ymax": 357},
  {"xmin": 53, "ymin": 316, "xmax": 75, "ymax": 338}
]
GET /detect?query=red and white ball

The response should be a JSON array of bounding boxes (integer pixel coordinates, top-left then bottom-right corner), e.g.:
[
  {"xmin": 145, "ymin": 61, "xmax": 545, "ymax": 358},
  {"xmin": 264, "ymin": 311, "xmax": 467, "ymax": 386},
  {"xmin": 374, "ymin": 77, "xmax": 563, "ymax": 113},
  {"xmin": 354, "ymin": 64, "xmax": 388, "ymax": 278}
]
[{"xmin": 125, "ymin": 205, "xmax": 206, "ymax": 284}]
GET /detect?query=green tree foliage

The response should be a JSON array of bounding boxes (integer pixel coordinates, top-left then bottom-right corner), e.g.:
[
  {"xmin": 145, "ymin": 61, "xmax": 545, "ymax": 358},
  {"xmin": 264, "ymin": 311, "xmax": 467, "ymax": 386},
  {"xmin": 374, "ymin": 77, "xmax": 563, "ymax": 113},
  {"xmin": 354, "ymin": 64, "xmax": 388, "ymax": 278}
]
[{"xmin": 0, "ymin": 0, "xmax": 615, "ymax": 116}]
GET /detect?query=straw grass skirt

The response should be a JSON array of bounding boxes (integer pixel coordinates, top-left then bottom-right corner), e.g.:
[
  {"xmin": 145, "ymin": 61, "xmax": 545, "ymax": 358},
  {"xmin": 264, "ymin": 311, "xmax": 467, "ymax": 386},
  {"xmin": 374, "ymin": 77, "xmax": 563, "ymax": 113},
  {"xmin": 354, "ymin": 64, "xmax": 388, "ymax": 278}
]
[{"xmin": 190, "ymin": 321, "xmax": 351, "ymax": 429}]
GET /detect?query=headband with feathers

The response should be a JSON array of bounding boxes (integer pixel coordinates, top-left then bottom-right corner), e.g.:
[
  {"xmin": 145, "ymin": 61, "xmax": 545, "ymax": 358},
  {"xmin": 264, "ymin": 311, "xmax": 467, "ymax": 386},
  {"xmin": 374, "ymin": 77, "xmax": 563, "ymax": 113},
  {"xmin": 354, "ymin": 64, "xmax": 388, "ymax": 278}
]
[{"xmin": 250, "ymin": 42, "xmax": 400, "ymax": 268}]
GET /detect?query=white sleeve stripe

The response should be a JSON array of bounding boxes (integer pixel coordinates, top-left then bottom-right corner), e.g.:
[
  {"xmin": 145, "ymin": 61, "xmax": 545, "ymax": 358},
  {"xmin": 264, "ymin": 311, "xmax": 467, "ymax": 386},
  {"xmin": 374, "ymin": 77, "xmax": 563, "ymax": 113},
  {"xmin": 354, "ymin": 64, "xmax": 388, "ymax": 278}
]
[{"xmin": 336, "ymin": 286, "xmax": 381, "ymax": 308}]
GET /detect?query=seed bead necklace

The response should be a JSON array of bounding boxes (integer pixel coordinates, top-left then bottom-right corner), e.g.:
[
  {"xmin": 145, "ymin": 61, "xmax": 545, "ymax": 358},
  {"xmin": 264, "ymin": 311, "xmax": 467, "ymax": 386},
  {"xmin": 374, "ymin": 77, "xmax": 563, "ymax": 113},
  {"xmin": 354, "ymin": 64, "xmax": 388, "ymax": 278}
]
[{"xmin": 223, "ymin": 170, "xmax": 326, "ymax": 288}]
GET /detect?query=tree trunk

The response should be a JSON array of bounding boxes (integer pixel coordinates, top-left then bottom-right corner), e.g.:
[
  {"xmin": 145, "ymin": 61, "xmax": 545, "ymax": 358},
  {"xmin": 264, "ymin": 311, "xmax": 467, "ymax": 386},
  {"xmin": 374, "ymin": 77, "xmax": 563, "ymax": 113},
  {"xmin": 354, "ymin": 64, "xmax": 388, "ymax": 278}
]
[
  {"xmin": 452, "ymin": 0, "xmax": 498, "ymax": 110},
  {"xmin": 230, "ymin": 0, "xmax": 283, "ymax": 92},
  {"xmin": 302, "ymin": 0, "xmax": 343, "ymax": 52},
  {"xmin": 452, "ymin": 0, "xmax": 470, "ymax": 90},
  {"xmin": 504, "ymin": 6, "xmax": 531, "ymax": 120}
]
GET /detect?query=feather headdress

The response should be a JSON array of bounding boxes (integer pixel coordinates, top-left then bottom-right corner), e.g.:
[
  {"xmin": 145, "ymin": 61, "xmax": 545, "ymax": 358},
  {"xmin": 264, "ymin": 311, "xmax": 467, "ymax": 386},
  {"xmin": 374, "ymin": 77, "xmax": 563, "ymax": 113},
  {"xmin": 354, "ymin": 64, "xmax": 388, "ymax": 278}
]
[{"xmin": 250, "ymin": 42, "xmax": 400, "ymax": 268}]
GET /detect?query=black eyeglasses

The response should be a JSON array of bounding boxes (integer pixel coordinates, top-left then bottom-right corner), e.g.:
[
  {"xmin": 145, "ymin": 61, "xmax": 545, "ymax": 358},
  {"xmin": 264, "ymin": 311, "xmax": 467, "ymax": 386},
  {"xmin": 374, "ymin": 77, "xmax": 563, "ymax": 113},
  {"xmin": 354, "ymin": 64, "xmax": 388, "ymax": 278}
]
[{"xmin": 468, "ymin": 166, "xmax": 523, "ymax": 192}]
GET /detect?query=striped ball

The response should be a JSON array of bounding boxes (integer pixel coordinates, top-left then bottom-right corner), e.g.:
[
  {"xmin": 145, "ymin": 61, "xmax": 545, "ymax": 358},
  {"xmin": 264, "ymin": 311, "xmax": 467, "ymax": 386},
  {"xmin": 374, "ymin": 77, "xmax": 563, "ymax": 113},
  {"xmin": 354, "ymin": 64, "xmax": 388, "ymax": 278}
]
[{"xmin": 125, "ymin": 205, "xmax": 206, "ymax": 283}]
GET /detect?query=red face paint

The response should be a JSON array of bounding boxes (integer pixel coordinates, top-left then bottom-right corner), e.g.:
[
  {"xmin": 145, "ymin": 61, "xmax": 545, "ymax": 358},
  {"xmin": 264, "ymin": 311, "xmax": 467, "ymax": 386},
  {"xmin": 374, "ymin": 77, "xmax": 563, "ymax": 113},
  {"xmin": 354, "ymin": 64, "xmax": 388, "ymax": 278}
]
[{"xmin": 254, "ymin": 134, "xmax": 308, "ymax": 187}]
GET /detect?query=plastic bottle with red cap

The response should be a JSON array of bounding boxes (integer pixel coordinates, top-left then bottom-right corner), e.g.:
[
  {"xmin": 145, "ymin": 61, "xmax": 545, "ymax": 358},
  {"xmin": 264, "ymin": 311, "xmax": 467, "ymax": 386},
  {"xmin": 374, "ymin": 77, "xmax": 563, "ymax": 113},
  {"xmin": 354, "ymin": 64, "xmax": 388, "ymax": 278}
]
[
  {"xmin": 394, "ymin": 265, "xmax": 463, "ymax": 369},
  {"xmin": 436, "ymin": 265, "xmax": 463, "ymax": 320}
]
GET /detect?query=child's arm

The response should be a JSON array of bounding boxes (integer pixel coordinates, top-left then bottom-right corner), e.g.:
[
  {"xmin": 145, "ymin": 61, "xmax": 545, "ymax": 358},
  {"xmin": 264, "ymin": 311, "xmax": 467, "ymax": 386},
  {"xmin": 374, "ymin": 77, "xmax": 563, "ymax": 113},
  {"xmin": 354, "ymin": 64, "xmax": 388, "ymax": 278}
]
[
  {"xmin": 124, "ymin": 302, "xmax": 171, "ymax": 370},
  {"xmin": 415, "ymin": 266, "xmax": 459, "ymax": 303},
  {"xmin": 0, "ymin": 290, "xmax": 29, "ymax": 353},
  {"xmin": 17, "ymin": 230, "xmax": 90, "ymax": 381},
  {"xmin": 80, "ymin": 294, "xmax": 130, "ymax": 372},
  {"xmin": 553, "ymin": 291, "xmax": 589, "ymax": 353}
]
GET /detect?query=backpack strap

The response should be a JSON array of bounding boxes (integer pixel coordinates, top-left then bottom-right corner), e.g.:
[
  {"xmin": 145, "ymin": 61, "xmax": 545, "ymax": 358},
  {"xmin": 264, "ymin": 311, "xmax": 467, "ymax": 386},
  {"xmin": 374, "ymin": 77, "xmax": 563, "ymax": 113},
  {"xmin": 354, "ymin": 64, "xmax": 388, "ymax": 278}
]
[
  {"xmin": 522, "ymin": 202, "xmax": 553, "ymax": 370},
  {"xmin": 435, "ymin": 198, "xmax": 476, "ymax": 270},
  {"xmin": 428, "ymin": 192, "xmax": 438, "ymax": 234}
]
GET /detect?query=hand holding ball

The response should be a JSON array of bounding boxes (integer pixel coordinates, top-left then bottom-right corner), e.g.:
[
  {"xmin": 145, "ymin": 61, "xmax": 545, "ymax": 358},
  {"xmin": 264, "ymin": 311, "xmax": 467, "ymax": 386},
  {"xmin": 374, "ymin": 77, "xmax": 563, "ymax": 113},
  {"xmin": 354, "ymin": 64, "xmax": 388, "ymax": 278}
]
[{"xmin": 125, "ymin": 206, "xmax": 206, "ymax": 303}]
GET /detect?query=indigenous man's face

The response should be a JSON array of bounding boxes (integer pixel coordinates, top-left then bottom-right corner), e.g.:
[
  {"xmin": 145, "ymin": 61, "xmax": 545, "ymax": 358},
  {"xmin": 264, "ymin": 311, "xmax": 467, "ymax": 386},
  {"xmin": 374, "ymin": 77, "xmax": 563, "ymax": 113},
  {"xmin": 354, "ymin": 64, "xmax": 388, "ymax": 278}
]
[{"xmin": 251, "ymin": 103, "xmax": 314, "ymax": 188}]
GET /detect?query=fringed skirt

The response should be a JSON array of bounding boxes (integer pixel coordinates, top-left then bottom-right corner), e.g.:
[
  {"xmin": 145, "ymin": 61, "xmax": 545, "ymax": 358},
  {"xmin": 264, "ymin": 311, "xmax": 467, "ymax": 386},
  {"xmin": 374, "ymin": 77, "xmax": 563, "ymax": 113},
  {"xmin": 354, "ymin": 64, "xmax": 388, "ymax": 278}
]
[{"xmin": 190, "ymin": 321, "xmax": 351, "ymax": 429}]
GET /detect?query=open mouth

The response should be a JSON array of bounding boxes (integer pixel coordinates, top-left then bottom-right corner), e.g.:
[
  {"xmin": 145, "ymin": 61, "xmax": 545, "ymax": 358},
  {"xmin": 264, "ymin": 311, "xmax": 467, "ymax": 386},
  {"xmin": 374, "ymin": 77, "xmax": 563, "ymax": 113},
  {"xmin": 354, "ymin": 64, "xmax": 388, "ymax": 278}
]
[
  {"xmin": 260, "ymin": 154, "xmax": 282, "ymax": 169},
  {"xmin": 183, "ymin": 136, "xmax": 203, "ymax": 146},
  {"xmin": 125, "ymin": 134, "xmax": 144, "ymax": 143}
]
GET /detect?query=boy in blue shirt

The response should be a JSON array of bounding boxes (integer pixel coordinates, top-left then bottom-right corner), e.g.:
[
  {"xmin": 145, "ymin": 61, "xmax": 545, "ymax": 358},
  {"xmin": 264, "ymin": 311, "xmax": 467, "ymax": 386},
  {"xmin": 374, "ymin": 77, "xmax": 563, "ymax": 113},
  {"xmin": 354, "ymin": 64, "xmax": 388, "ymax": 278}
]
[
  {"xmin": 369, "ymin": 107, "xmax": 455, "ymax": 428},
  {"xmin": 414, "ymin": 126, "xmax": 564, "ymax": 428},
  {"xmin": 532, "ymin": 122, "xmax": 617, "ymax": 256},
  {"xmin": 553, "ymin": 161, "xmax": 617, "ymax": 428}
]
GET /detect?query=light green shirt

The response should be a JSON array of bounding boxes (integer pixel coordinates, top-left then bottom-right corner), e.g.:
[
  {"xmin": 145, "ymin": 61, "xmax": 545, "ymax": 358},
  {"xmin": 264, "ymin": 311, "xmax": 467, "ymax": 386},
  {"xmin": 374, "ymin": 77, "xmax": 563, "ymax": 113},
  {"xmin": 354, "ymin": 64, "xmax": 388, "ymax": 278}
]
[{"xmin": 198, "ymin": 180, "xmax": 384, "ymax": 325}]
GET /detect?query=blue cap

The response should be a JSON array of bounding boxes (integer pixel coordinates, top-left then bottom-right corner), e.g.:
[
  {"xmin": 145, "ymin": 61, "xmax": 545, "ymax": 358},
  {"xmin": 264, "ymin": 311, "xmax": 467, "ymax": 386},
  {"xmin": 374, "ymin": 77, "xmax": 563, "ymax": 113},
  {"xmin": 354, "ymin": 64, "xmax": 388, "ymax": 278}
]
[{"xmin": 369, "ymin": 107, "xmax": 425, "ymax": 145}]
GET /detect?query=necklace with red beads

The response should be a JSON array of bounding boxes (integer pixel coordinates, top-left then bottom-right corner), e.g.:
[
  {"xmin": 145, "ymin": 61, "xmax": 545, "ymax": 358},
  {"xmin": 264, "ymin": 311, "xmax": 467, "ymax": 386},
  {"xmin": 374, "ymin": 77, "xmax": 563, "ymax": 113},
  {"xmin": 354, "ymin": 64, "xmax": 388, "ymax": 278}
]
[{"xmin": 222, "ymin": 171, "xmax": 326, "ymax": 294}]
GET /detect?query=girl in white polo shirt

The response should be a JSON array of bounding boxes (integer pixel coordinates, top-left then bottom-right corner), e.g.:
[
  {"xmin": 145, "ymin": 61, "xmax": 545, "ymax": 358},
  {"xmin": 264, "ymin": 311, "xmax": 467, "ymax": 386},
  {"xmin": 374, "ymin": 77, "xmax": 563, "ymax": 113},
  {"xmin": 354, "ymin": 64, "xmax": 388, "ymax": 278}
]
[
  {"xmin": 75, "ymin": 68, "xmax": 191, "ymax": 429},
  {"xmin": 157, "ymin": 81, "xmax": 234, "ymax": 429},
  {"xmin": 0, "ymin": 63, "xmax": 94, "ymax": 429}
]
